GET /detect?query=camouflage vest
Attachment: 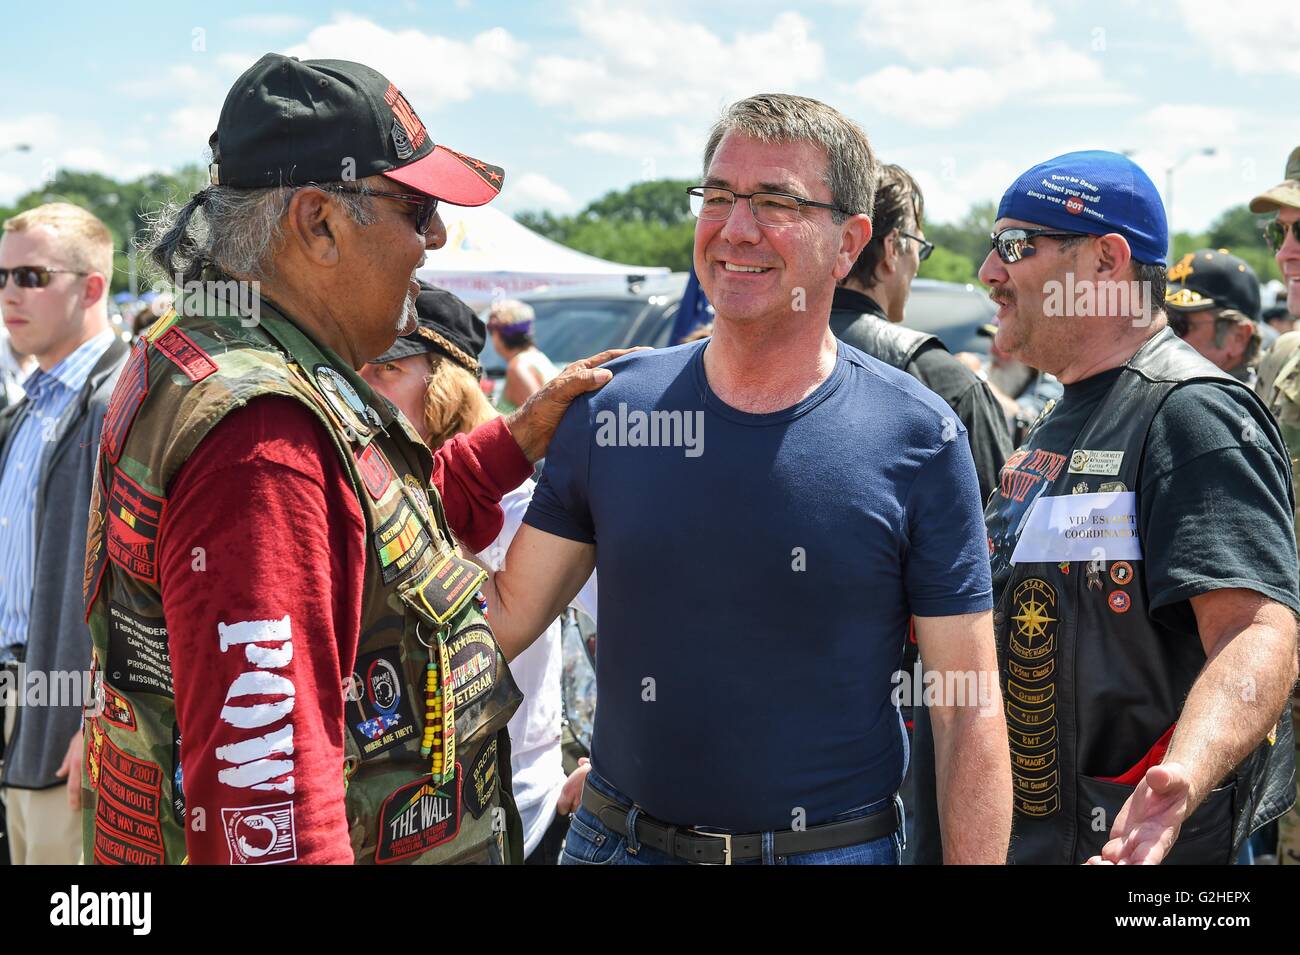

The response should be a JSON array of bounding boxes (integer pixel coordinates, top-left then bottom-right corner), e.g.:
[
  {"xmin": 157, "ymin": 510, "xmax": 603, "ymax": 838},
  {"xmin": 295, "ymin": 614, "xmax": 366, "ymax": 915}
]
[{"xmin": 80, "ymin": 296, "xmax": 523, "ymax": 865}]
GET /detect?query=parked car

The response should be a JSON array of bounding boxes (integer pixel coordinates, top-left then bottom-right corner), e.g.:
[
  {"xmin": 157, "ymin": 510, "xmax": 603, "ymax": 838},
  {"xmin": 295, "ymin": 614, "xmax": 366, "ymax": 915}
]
[{"xmin": 478, "ymin": 275, "xmax": 997, "ymax": 396}]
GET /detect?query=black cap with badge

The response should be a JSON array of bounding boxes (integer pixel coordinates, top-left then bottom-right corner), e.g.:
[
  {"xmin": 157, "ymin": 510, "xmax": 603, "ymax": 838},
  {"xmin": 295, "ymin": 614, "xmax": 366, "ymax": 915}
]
[
  {"xmin": 1165, "ymin": 248, "xmax": 1262, "ymax": 322},
  {"xmin": 372, "ymin": 281, "xmax": 486, "ymax": 377},
  {"xmin": 208, "ymin": 53, "xmax": 504, "ymax": 204}
]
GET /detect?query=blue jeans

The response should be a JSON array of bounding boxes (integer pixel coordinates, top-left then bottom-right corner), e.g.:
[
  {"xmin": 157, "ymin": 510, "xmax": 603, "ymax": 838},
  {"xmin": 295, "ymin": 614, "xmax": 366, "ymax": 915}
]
[{"xmin": 560, "ymin": 768, "xmax": 903, "ymax": 865}]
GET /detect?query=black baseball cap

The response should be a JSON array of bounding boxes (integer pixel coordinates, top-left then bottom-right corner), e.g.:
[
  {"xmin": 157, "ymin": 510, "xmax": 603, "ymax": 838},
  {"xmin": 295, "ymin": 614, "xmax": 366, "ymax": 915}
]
[
  {"xmin": 208, "ymin": 53, "xmax": 504, "ymax": 205},
  {"xmin": 372, "ymin": 281, "xmax": 486, "ymax": 375},
  {"xmin": 1165, "ymin": 248, "xmax": 1262, "ymax": 321}
]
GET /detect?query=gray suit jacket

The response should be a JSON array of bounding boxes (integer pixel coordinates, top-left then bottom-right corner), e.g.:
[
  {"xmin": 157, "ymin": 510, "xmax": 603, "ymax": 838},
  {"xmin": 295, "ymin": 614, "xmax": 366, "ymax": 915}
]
[{"xmin": 0, "ymin": 335, "xmax": 129, "ymax": 789}]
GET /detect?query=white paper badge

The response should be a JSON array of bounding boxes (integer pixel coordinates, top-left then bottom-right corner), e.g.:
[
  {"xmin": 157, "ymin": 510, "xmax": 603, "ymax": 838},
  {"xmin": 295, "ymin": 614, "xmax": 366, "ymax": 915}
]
[
  {"xmin": 1010, "ymin": 491, "xmax": 1143, "ymax": 565},
  {"xmin": 1068, "ymin": 449, "xmax": 1124, "ymax": 476}
]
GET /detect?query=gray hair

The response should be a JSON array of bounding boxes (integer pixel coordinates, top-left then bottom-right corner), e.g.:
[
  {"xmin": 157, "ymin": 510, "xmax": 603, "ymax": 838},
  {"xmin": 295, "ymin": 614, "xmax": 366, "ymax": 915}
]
[
  {"xmin": 702, "ymin": 93, "xmax": 880, "ymax": 223},
  {"xmin": 145, "ymin": 181, "xmax": 377, "ymax": 287}
]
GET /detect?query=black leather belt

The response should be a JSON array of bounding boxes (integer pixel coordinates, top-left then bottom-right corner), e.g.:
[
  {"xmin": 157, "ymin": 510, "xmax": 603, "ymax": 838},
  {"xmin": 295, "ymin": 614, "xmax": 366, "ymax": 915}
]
[{"xmin": 580, "ymin": 786, "xmax": 901, "ymax": 865}]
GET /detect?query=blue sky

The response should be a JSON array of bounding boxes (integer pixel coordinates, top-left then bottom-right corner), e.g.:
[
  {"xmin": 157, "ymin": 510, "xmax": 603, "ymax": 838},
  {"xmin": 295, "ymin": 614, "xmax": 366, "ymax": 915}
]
[{"xmin": 2, "ymin": 0, "xmax": 1297, "ymax": 231}]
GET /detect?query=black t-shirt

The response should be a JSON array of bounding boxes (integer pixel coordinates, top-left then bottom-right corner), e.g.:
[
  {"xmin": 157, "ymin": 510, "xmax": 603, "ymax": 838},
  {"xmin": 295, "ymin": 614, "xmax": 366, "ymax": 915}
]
[{"xmin": 995, "ymin": 366, "xmax": 1300, "ymax": 626}]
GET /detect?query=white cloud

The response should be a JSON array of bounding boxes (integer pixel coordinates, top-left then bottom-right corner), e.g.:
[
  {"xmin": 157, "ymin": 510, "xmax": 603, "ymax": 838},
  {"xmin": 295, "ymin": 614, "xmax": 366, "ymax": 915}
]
[
  {"xmin": 530, "ymin": 5, "xmax": 824, "ymax": 122},
  {"xmin": 858, "ymin": 0, "xmax": 1054, "ymax": 66},
  {"xmin": 1176, "ymin": 0, "xmax": 1300, "ymax": 74},
  {"xmin": 224, "ymin": 14, "xmax": 311, "ymax": 34},
  {"xmin": 497, "ymin": 172, "xmax": 579, "ymax": 214},
  {"xmin": 909, "ymin": 156, "xmax": 1021, "ymax": 226},
  {"xmin": 285, "ymin": 16, "xmax": 526, "ymax": 112}
]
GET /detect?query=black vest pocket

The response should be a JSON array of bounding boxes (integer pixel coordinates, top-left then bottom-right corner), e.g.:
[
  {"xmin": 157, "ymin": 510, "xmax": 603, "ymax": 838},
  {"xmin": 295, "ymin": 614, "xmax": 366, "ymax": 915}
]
[{"xmin": 1075, "ymin": 775, "xmax": 1234, "ymax": 864}]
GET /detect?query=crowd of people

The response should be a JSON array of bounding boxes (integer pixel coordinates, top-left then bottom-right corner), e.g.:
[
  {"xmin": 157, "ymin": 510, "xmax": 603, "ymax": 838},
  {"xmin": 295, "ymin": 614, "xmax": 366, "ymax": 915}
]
[{"xmin": 0, "ymin": 49, "xmax": 1297, "ymax": 867}]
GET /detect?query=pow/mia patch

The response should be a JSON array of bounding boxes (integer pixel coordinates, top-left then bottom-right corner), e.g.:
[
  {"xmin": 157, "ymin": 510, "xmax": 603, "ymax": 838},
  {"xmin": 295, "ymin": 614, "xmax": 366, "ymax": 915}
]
[
  {"xmin": 375, "ymin": 768, "xmax": 462, "ymax": 864},
  {"xmin": 106, "ymin": 471, "xmax": 166, "ymax": 583},
  {"xmin": 346, "ymin": 646, "xmax": 418, "ymax": 760},
  {"xmin": 356, "ymin": 443, "xmax": 396, "ymax": 501},
  {"xmin": 406, "ymin": 552, "xmax": 488, "ymax": 624},
  {"xmin": 102, "ymin": 339, "xmax": 148, "ymax": 463},
  {"xmin": 448, "ymin": 625, "xmax": 497, "ymax": 711},
  {"xmin": 373, "ymin": 499, "xmax": 432, "ymax": 584},
  {"xmin": 464, "ymin": 738, "xmax": 498, "ymax": 819},
  {"xmin": 153, "ymin": 327, "xmax": 217, "ymax": 382},
  {"xmin": 107, "ymin": 602, "xmax": 173, "ymax": 697}
]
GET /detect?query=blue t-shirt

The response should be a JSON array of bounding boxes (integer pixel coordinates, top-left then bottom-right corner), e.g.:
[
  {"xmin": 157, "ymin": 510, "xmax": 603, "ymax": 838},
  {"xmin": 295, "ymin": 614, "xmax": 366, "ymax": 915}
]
[{"xmin": 524, "ymin": 339, "xmax": 993, "ymax": 831}]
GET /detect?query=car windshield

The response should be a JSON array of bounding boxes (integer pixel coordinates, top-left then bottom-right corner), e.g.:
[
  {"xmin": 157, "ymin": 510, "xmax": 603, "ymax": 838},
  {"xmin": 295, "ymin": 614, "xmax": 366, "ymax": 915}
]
[
  {"xmin": 480, "ymin": 298, "xmax": 649, "ymax": 373},
  {"xmin": 906, "ymin": 285, "xmax": 996, "ymax": 354}
]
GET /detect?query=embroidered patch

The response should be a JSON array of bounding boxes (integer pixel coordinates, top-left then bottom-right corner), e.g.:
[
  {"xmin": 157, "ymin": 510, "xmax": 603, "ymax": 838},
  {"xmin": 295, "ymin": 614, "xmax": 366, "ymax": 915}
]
[
  {"xmin": 356, "ymin": 443, "xmax": 396, "ymax": 501},
  {"xmin": 375, "ymin": 768, "xmax": 462, "ymax": 864},
  {"xmin": 172, "ymin": 722, "xmax": 185, "ymax": 825},
  {"xmin": 346, "ymin": 646, "xmax": 418, "ymax": 760},
  {"xmin": 464, "ymin": 737, "xmax": 498, "ymax": 819},
  {"xmin": 106, "ymin": 471, "xmax": 166, "ymax": 583},
  {"xmin": 1006, "ymin": 577, "xmax": 1060, "ymax": 820},
  {"xmin": 373, "ymin": 499, "xmax": 432, "ymax": 584},
  {"xmin": 83, "ymin": 470, "xmax": 108, "ymax": 617},
  {"xmin": 86, "ymin": 718, "xmax": 105, "ymax": 791},
  {"xmin": 407, "ymin": 552, "xmax": 487, "ymax": 624},
  {"xmin": 102, "ymin": 339, "xmax": 148, "ymax": 464},
  {"xmin": 100, "ymin": 681, "xmax": 137, "ymax": 731},
  {"xmin": 448, "ymin": 625, "xmax": 497, "ymax": 712},
  {"xmin": 92, "ymin": 735, "xmax": 164, "ymax": 865},
  {"xmin": 153, "ymin": 327, "xmax": 217, "ymax": 382},
  {"xmin": 384, "ymin": 83, "xmax": 428, "ymax": 153},
  {"xmin": 106, "ymin": 602, "xmax": 172, "ymax": 697},
  {"xmin": 221, "ymin": 801, "xmax": 298, "ymax": 865}
]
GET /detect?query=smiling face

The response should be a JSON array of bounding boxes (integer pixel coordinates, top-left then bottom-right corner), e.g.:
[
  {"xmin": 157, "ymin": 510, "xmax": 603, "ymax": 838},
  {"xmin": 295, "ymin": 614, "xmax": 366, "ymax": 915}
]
[{"xmin": 693, "ymin": 133, "xmax": 865, "ymax": 329}]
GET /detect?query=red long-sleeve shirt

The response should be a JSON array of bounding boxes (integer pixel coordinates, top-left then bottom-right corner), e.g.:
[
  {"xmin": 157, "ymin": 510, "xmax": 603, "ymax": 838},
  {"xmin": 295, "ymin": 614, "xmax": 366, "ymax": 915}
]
[{"xmin": 158, "ymin": 397, "xmax": 530, "ymax": 864}]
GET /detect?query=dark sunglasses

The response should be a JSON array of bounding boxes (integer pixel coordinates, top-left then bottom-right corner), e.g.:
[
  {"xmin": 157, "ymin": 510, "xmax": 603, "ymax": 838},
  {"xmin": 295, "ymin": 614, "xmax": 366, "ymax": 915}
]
[
  {"xmin": 0, "ymin": 265, "xmax": 88, "ymax": 289},
  {"xmin": 1263, "ymin": 218, "xmax": 1300, "ymax": 252},
  {"xmin": 900, "ymin": 232, "xmax": 934, "ymax": 262},
  {"xmin": 332, "ymin": 187, "xmax": 440, "ymax": 235},
  {"xmin": 989, "ymin": 227, "xmax": 1089, "ymax": 264}
]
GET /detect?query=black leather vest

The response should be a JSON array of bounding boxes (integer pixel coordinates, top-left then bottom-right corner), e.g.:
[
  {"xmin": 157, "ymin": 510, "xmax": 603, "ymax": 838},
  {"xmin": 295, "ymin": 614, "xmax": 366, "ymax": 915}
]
[
  {"xmin": 829, "ymin": 297, "xmax": 940, "ymax": 371},
  {"xmin": 986, "ymin": 329, "xmax": 1296, "ymax": 864}
]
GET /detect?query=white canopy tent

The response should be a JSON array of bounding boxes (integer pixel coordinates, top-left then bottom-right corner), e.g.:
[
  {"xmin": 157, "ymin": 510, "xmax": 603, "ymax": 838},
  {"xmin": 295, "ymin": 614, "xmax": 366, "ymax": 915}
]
[{"xmin": 416, "ymin": 204, "xmax": 669, "ymax": 309}]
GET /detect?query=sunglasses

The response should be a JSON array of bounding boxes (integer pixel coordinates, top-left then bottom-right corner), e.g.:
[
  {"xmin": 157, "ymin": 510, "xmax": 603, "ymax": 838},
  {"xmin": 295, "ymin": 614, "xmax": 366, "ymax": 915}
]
[
  {"xmin": 1263, "ymin": 218, "xmax": 1300, "ymax": 252},
  {"xmin": 331, "ymin": 187, "xmax": 440, "ymax": 235},
  {"xmin": 989, "ymin": 227, "xmax": 1090, "ymax": 264},
  {"xmin": 0, "ymin": 265, "xmax": 88, "ymax": 289},
  {"xmin": 900, "ymin": 232, "xmax": 934, "ymax": 262}
]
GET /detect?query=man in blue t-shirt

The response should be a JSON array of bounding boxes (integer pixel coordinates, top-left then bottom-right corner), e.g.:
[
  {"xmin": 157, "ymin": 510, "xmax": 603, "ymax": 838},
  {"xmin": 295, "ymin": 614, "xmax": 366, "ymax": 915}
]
[{"xmin": 486, "ymin": 93, "xmax": 1012, "ymax": 865}]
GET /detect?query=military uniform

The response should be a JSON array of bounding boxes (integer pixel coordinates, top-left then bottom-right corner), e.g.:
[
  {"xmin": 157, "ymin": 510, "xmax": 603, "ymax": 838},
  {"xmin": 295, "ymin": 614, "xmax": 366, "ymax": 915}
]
[
  {"xmin": 81, "ymin": 297, "xmax": 523, "ymax": 864},
  {"xmin": 1255, "ymin": 329, "xmax": 1300, "ymax": 864}
]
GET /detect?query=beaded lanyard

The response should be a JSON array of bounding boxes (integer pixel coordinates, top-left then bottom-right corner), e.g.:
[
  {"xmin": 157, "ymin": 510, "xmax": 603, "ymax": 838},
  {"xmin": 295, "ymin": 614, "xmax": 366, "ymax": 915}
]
[{"xmin": 419, "ymin": 620, "xmax": 456, "ymax": 785}]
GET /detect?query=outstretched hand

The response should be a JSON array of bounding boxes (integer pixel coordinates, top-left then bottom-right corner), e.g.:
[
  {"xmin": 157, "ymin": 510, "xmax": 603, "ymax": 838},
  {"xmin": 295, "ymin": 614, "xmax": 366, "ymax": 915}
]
[{"xmin": 1085, "ymin": 762, "xmax": 1192, "ymax": 865}]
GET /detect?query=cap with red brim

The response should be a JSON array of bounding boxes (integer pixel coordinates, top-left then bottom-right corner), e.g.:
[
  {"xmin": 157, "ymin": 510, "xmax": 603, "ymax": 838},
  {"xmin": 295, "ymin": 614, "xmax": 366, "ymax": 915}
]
[{"xmin": 387, "ymin": 144, "xmax": 505, "ymax": 206}]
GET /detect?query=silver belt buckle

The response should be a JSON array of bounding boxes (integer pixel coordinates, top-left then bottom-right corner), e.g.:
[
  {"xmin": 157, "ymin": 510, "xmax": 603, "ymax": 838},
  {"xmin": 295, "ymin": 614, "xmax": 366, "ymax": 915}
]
[{"xmin": 696, "ymin": 831, "xmax": 732, "ymax": 865}]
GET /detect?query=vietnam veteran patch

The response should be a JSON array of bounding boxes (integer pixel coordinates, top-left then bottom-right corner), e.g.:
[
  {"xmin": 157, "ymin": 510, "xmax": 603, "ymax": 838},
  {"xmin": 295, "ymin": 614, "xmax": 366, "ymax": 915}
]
[
  {"xmin": 372, "ymin": 499, "xmax": 432, "ymax": 584},
  {"xmin": 106, "ymin": 471, "xmax": 166, "ymax": 583},
  {"xmin": 448, "ymin": 625, "xmax": 497, "ymax": 711},
  {"xmin": 374, "ymin": 768, "xmax": 462, "ymax": 863}
]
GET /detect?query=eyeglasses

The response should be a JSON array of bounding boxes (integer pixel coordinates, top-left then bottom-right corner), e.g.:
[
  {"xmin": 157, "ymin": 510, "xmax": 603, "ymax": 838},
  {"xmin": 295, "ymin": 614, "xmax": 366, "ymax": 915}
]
[
  {"xmin": 989, "ymin": 227, "xmax": 1090, "ymax": 264},
  {"xmin": 900, "ymin": 232, "xmax": 934, "ymax": 262},
  {"xmin": 1263, "ymin": 218, "xmax": 1300, "ymax": 252},
  {"xmin": 687, "ymin": 186, "xmax": 850, "ymax": 227},
  {"xmin": 0, "ymin": 266, "xmax": 88, "ymax": 289},
  {"xmin": 331, "ymin": 186, "xmax": 440, "ymax": 235}
]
